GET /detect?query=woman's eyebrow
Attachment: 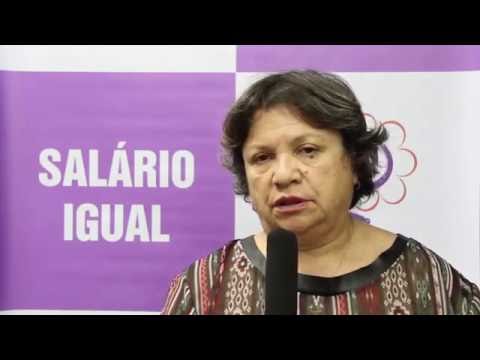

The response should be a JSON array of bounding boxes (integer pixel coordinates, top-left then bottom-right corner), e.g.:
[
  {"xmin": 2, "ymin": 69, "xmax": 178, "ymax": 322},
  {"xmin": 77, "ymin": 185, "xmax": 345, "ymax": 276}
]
[{"xmin": 248, "ymin": 133, "xmax": 325, "ymax": 149}]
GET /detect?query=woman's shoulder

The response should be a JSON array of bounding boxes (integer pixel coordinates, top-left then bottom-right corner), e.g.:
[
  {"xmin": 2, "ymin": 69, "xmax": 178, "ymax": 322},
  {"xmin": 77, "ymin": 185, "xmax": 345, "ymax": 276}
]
[
  {"xmin": 161, "ymin": 238, "xmax": 251, "ymax": 314},
  {"xmin": 399, "ymin": 235, "xmax": 480, "ymax": 314},
  {"xmin": 182, "ymin": 237, "xmax": 252, "ymax": 273},
  {"xmin": 401, "ymin": 235, "xmax": 461, "ymax": 276},
  {"xmin": 174, "ymin": 236, "xmax": 256, "ymax": 288},
  {"xmin": 400, "ymin": 235, "xmax": 465, "ymax": 282}
]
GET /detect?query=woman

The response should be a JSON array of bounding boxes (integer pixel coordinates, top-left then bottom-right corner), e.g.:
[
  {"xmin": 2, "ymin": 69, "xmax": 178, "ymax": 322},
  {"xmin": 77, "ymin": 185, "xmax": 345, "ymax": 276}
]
[{"xmin": 161, "ymin": 70, "xmax": 480, "ymax": 315}]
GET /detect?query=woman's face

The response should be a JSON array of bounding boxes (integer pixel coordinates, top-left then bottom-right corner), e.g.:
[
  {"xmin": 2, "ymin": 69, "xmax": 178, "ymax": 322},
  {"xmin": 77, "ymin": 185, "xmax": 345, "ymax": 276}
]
[{"xmin": 242, "ymin": 105, "xmax": 357, "ymax": 236}]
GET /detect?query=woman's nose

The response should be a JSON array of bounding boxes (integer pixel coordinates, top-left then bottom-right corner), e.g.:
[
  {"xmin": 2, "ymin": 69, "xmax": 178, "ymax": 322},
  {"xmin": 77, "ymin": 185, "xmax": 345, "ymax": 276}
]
[{"xmin": 272, "ymin": 154, "xmax": 301, "ymax": 188}]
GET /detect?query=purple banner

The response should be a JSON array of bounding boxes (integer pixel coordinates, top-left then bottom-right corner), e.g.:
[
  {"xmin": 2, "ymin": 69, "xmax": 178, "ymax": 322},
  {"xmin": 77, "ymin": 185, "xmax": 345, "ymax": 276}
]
[
  {"xmin": 0, "ymin": 71, "xmax": 235, "ymax": 311},
  {"xmin": 237, "ymin": 45, "xmax": 480, "ymax": 72}
]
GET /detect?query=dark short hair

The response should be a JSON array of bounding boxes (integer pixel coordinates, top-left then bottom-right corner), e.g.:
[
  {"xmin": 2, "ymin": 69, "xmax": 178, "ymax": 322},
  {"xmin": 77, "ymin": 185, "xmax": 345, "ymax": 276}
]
[{"xmin": 221, "ymin": 70, "xmax": 388, "ymax": 209}]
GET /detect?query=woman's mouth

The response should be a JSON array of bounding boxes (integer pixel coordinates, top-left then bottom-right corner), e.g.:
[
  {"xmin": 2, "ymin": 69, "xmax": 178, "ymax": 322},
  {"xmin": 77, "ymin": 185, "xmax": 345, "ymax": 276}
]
[{"xmin": 273, "ymin": 196, "xmax": 310, "ymax": 214}]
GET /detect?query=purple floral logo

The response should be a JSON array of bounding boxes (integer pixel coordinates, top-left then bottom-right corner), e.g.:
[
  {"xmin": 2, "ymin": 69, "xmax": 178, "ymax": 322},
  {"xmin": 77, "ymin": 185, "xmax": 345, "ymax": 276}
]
[{"xmin": 352, "ymin": 114, "xmax": 418, "ymax": 222}]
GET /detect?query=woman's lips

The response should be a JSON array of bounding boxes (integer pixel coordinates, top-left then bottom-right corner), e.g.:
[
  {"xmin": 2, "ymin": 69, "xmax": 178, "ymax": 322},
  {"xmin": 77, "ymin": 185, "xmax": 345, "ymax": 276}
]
[{"xmin": 274, "ymin": 200, "xmax": 310, "ymax": 214}]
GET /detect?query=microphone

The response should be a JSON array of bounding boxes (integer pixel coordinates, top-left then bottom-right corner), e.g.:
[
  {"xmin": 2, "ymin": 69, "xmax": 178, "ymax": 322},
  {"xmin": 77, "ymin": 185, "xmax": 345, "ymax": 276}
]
[{"xmin": 265, "ymin": 228, "xmax": 298, "ymax": 315}]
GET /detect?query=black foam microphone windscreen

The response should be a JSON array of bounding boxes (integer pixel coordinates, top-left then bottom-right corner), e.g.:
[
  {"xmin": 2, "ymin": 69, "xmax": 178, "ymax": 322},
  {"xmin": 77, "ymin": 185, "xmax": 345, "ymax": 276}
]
[{"xmin": 265, "ymin": 228, "xmax": 298, "ymax": 315}]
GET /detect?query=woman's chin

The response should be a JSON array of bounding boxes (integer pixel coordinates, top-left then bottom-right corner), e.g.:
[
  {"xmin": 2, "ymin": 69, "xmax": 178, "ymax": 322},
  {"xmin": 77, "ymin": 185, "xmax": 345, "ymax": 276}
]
[
  {"xmin": 272, "ymin": 214, "xmax": 328, "ymax": 235},
  {"xmin": 272, "ymin": 221, "xmax": 310, "ymax": 235}
]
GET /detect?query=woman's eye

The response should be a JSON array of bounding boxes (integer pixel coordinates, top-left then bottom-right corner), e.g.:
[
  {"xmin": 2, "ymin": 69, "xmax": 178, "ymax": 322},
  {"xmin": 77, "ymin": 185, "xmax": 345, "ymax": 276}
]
[
  {"xmin": 254, "ymin": 154, "xmax": 271, "ymax": 163},
  {"xmin": 300, "ymin": 147, "xmax": 318, "ymax": 156}
]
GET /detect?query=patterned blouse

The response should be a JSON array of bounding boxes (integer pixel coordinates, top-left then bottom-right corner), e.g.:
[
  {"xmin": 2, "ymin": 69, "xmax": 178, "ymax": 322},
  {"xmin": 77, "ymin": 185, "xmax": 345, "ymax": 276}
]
[{"xmin": 161, "ymin": 234, "xmax": 480, "ymax": 315}]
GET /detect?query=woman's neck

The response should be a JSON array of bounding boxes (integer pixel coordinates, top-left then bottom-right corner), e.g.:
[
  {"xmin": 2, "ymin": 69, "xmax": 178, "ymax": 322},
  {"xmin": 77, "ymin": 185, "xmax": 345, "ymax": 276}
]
[
  {"xmin": 296, "ymin": 215, "xmax": 356, "ymax": 277},
  {"xmin": 297, "ymin": 213, "xmax": 355, "ymax": 255},
  {"xmin": 255, "ymin": 218, "xmax": 395, "ymax": 278}
]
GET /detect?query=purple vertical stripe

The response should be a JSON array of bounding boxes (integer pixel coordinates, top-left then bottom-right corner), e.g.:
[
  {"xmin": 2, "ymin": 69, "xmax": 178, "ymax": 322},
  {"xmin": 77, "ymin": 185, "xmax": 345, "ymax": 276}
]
[{"xmin": 237, "ymin": 45, "xmax": 480, "ymax": 72}]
